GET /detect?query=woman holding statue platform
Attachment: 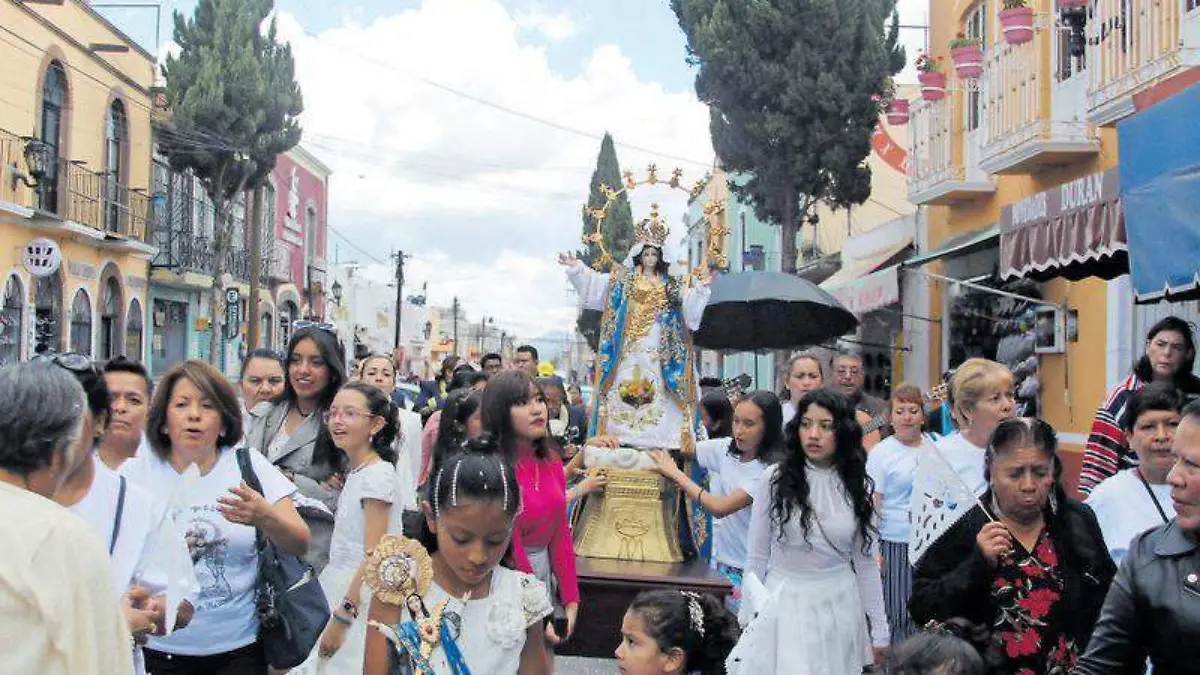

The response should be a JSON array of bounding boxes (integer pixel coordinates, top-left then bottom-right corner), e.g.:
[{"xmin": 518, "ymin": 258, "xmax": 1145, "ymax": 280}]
[{"xmin": 558, "ymin": 204, "xmax": 714, "ymax": 562}]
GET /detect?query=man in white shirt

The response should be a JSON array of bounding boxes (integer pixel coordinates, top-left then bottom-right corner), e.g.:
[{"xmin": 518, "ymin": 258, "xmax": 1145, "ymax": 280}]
[{"xmin": 99, "ymin": 357, "xmax": 153, "ymax": 470}]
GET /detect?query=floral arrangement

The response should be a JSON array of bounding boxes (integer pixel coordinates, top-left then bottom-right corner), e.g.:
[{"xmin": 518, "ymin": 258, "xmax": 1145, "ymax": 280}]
[
  {"xmin": 915, "ymin": 51, "xmax": 944, "ymax": 74},
  {"xmin": 618, "ymin": 366, "xmax": 656, "ymax": 407},
  {"xmin": 1003, "ymin": 0, "xmax": 1028, "ymax": 8},
  {"xmin": 950, "ymin": 32, "xmax": 981, "ymax": 49}
]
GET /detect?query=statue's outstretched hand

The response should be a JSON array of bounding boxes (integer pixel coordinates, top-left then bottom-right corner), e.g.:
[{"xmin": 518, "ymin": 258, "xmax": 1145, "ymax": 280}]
[{"xmin": 558, "ymin": 253, "xmax": 579, "ymax": 266}]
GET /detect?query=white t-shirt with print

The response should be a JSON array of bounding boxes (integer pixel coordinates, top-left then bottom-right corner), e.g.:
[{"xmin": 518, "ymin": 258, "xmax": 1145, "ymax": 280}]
[
  {"xmin": 122, "ymin": 448, "xmax": 297, "ymax": 656},
  {"xmin": 865, "ymin": 436, "xmax": 928, "ymax": 543},
  {"xmin": 696, "ymin": 438, "xmax": 768, "ymax": 569}
]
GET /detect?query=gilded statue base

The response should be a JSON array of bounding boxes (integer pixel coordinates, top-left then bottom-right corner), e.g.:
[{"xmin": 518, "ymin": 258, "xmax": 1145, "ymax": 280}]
[{"xmin": 572, "ymin": 468, "xmax": 683, "ymax": 564}]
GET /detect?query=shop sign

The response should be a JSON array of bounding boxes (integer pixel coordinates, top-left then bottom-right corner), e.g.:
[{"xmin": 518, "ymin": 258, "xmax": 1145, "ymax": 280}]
[
  {"xmin": 829, "ymin": 265, "xmax": 900, "ymax": 316},
  {"xmin": 21, "ymin": 238, "xmax": 61, "ymax": 277},
  {"xmin": 223, "ymin": 288, "xmax": 240, "ymax": 340},
  {"xmin": 1002, "ymin": 169, "xmax": 1119, "ymax": 231}
]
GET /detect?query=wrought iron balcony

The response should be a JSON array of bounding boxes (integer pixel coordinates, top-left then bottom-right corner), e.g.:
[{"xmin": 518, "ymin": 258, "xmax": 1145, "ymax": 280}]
[
  {"xmin": 979, "ymin": 38, "xmax": 1099, "ymax": 174},
  {"xmin": 907, "ymin": 97, "xmax": 995, "ymax": 205},
  {"xmin": 1087, "ymin": 0, "xmax": 1200, "ymax": 125},
  {"xmin": 1, "ymin": 127, "xmax": 150, "ymax": 242}
]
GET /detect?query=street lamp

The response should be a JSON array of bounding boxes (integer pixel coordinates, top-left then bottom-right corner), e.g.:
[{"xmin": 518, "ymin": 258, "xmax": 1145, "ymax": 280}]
[
  {"xmin": 330, "ymin": 279, "xmax": 343, "ymax": 306},
  {"xmin": 11, "ymin": 136, "xmax": 52, "ymax": 190}
]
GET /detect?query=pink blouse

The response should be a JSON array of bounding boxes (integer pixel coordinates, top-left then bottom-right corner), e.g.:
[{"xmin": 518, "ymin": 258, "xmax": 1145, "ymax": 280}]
[{"xmin": 510, "ymin": 441, "xmax": 580, "ymax": 605}]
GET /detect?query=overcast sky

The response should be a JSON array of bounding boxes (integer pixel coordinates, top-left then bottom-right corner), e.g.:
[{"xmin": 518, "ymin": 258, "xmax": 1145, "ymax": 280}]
[{"xmin": 101, "ymin": 0, "xmax": 929, "ymax": 341}]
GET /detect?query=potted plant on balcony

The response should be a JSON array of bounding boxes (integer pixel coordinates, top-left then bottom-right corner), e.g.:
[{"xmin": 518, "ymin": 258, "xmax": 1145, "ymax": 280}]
[
  {"xmin": 1000, "ymin": 0, "xmax": 1035, "ymax": 45},
  {"xmin": 949, "ymin": 33, "xmax": 984, "ymax": 78},
  {"xmin": 916, "ymin": 52, "xmax": 946, "ymax": 102},
  {"xmin": 879, "ymin": 78, "xmax": 910, "ymax": 125}
]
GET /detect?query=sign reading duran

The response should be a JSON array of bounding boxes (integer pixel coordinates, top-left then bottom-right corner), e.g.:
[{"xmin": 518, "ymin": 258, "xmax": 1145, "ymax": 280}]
[
  {"xmin": 223, "ymin": 288, "xmax": 240, "ymax": 340},
  {"xmin": 829, "ymin": 265, "xmax": 901, "ymax": 316},
  {"xmin": 999, "ymin": 168, "xmax": 1126, "ymax": 281},
  {"xmin": 22, "ymin": 238, "xmax": 61, "ymax": 277}
]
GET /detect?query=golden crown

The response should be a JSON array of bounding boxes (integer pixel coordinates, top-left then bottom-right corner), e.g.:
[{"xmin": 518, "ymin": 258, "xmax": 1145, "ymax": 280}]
[{"xmin": 634, "ymin": 203, "xmax": 669, "ymax": 248}]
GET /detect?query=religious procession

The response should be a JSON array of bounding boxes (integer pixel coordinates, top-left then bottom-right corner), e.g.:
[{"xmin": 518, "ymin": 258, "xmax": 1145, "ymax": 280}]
[{"xmin": 4, "ymin": 1, "xmax": 1200, "ymax": 675}]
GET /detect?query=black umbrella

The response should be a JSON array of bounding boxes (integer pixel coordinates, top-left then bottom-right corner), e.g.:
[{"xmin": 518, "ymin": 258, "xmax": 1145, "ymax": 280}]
[{"xmin": 693, "ymin": 271, "xmax": 859, "ymax": 351}]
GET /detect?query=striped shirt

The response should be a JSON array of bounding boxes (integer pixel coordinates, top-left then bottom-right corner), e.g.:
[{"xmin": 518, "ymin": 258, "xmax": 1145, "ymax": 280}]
[{"xmin": 1079, "ymin": 373, "xmax": 1144, "ymax": 496}]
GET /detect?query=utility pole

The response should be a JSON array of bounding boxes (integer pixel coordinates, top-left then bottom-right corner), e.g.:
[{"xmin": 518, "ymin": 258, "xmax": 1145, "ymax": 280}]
[
  {"xmin": 392, "ymin": 250, "xmax": 408, "ymax": 350},
  {"xmin": 248, "ymin": 185, "xmax": 264, "ymax": 348},
  {"xmin": 452, "ymin": 296, "xmax": 460, "ymax": 356}
]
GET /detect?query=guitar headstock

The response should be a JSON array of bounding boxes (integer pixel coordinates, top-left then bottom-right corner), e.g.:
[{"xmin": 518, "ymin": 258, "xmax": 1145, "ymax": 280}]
[{"xmin": 927, "ymin": 382, "xmax": 949, "ymax": 407}]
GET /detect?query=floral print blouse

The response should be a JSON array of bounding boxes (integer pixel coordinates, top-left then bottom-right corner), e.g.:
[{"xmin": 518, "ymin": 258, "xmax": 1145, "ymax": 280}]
[{"xmin": 991, "ymin": 529, "xmax": 1077, "ymax": 674}]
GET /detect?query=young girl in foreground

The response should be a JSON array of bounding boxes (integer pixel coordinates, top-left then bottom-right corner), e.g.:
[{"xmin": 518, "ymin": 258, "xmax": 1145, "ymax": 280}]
[
  {"xmin": 361, "ymin": 435, "xmax": 552, "ymax": 675},
  {"xmin": 616, "ymin": 589, "xmax": 739, "ymax": 675}
]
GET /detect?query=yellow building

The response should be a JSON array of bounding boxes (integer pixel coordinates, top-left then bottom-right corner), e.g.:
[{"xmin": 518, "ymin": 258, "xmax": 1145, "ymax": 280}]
[
  {"xmin": 905, "ymin": 0, "xmax": 1200, "ymax": 490},
  {"xmin": 0, "ymin": 0, "xmax": 155, "ymax": 363}
]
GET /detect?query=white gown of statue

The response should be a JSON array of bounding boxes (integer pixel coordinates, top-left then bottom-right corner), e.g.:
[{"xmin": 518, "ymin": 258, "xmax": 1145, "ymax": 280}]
[
  {"xmin": 293, "ymin": 460, "xmax": 407, "ymax": 675},
  {"xmin": 566, "ymin": 261, "xmax": 709, "ymax": 450}
]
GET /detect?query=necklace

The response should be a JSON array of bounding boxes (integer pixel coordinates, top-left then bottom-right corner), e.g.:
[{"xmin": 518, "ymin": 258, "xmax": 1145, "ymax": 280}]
[{"xmin": 350, "ymin": 455, "xmax": 381, "ymax": 474}]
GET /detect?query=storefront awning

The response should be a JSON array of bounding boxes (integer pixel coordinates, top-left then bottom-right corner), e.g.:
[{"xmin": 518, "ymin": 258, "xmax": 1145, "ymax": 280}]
[
  {"xmin": 903, "ymin": 224, "xmax": 1000, "ymax": 268},
  {"xmin": 999, "ymin": 169, "xmax": 1127, "ymax": 282},
  {"xmin": 1118, "ymin": 81, "xmax": 1200, "ymax": 303},
  {"xmin": 821, "ymin": 246, "xmax": 912, "ymax": 317}
]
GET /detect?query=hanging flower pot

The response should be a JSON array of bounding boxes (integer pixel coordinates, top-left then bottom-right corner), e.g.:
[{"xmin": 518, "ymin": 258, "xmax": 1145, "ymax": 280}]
[
  {"xmin": 949, "ymin": 35, "xmax": 984, "ymax": 79},
  {"xmin": 885, "ymin": 98, "xmax": 910, "ymax": 125},
  {"xmin": 917, "ymin": 71, "xmax": 947, "ymax": 101},
  {"xmin": 1000, "ymin": 5, "xmax": 1035, "ymax": 45}
]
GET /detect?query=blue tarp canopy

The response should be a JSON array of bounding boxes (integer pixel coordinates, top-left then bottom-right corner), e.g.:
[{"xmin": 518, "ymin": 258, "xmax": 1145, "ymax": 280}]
[{"xmin": 1118, "ymin": 82, "xmax": 1200, "ymax": 303}]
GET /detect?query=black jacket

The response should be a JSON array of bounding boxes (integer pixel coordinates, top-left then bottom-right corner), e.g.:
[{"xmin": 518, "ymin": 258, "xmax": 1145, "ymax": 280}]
[
  {"xmin": 910, "ymin": 491, "xmax": 1115, "ymax": 656},
  {"xmin": 1075, "ymin": 521, "xmax": 1200, "ymax": 674}
]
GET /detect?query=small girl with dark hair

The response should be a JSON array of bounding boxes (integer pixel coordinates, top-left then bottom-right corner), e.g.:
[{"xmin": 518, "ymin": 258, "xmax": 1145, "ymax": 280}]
[
  {"xmin": 362, "ymin": 434, "xmax": 553, "ymax": 675},
  {"xmin": 295, "ymin": 382, "xmax": 408, "ymax": 675},
  {"xmin": 422, "ymin": 388, "xmax": 483, "ymax": 487},
  {"xmin": 730, "ymin": 388, "xmax": 888, "ymax": 674},
  {"xmin": 617, "ymin": 589, "xmax": 740, "ymax": 675},
  {"xmin": 887, "ymin": 619, "xmax": 989, "ymax": 675}
]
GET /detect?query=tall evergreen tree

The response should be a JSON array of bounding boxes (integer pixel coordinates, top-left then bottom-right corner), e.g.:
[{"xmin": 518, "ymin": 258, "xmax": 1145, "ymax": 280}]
[
  {"xmin": 160, "ymin": 0, "xmax": 303, "ymax": 362},
  {"xmin": 672, "ymin": 0, "xmax": 905, "ymax": 273},
  {"xmin": 576, "ymin": 133, "xmax": 634, "ymax": 351}
]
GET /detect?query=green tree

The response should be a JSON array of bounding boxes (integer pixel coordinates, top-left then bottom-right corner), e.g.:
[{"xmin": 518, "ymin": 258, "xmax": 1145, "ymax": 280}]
[
  {"xmin": 672, "ymin": 0, "xmax": 905, "ymax": 273},
  {"xmin": 575, "ymin": 133, "xmax": 634, "ymax": 351},
  {"xmin": 159, "ymin": 0, "xmax": 302, "ymax": 362}
]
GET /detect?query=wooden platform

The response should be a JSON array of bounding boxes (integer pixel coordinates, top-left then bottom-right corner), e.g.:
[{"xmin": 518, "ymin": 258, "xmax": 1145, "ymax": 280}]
[{"xmin": 557, "ymin": 556, "xmax": 733, "ymax": 658}]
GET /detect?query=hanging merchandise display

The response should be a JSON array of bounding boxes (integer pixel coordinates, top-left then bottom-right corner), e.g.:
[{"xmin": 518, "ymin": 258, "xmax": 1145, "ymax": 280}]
[{"xmin": 947, "ymin": 278, "xmax": 1041, "ymax": 418}]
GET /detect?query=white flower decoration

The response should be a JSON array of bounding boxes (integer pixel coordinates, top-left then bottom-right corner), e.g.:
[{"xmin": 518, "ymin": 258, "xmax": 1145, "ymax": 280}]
[
  {"xmin": 486, "ymin": 601, "xmax": 527, "ymax": 650},
  {"xmin": 520, "ymin": 575, "xmax": 553, "ymax": 625}
]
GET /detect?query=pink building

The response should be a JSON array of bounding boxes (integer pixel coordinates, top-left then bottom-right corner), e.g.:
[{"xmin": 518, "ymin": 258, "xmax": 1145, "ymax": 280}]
[{"xmin": 261, "ymin": 145, "xmax": 331, "ymax": 351}]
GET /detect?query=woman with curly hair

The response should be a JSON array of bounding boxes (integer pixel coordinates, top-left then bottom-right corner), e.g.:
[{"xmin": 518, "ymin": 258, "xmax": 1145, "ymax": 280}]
[{"xmin": 727, "ymin": 389, "xmax": 888, "ymax": 675}]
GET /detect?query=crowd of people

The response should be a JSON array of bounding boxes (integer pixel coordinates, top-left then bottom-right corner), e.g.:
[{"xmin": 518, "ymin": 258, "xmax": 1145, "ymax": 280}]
[{"xmin": 2, "ymin": 314, "xmax": 1200, "ymax": 674}]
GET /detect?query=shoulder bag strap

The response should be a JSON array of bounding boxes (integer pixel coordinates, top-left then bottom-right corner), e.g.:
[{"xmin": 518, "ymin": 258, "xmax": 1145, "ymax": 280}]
[
  {"xmin": 109, "ymin": 475, "xmax": 127, "ymax": 555},
  {"xmin": 235, "ymin": 447, "xmax": 267, "ymax": 551},
  {"xmin": 1136, "ymin": 470, "xmax": 1171, "ymax": 524}
]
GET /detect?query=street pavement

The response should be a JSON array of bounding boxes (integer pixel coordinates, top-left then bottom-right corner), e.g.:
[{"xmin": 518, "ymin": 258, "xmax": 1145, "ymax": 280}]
[{"xmin": 555, "ymin": 656, "xmax": 614, "ymax": 674}]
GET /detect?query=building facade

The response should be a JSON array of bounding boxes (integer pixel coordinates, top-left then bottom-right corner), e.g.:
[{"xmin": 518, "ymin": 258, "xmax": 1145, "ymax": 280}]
[
  {"xmin": 0, "ymin": 0, "xmax": 156, "ymax": 365},
  {"xmin": 905, "ymin": 0, "xmax": 1200, "ymax": 491}
]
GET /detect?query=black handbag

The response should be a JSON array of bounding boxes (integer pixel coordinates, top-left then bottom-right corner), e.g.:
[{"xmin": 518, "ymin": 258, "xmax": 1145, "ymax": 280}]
[{"xmin": 235, "ymin": 447, "xmax": 331, "ymax": 669}]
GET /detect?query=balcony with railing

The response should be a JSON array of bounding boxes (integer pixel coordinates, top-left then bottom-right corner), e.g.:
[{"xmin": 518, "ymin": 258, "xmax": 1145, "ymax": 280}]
[
  {"xmin": 1087, "ymin": 0, "xmax": 1200, "ymax": 125},
  {"xmin": 150, "ymin": 169, "xmax": 271, "ymax": 285},
  {"xmin": 1, "ymin": 128, "xmax": 151, "ymax": 248},
  {"xmin": 980, "ymin": 37, "xmax": 1099, "ymax": 174},
  {"xmin": 907, "ymin": 97, "xmax": 996, "ymax": 205}
]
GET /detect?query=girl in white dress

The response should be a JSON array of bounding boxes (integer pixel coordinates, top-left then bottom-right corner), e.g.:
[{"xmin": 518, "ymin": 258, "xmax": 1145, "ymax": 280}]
[
  {"xmin": 295, "ymin": 383, "xmax": 410, "ymax": 674},
  {"xmin": 729, "ymin": 388, "xmax": 889, "ymax": 675},
  {"xmin": 362, "ymin": 434, "xmax": 553, "ymax": 675}
]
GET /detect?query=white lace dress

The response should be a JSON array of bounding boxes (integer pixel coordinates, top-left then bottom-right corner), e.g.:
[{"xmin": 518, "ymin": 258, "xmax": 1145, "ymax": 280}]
[
  {"xmin": 418, "ymin": 567, "xmax": 552, "ymax": 674},
  {"xmin": 294, "ymin": 460, "xmax": 405, "ymax": 674}
]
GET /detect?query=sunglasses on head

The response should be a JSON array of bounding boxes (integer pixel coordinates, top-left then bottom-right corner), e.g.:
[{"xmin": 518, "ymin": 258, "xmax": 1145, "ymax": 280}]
[
  {"xmin": 292, "ymin": 320, "xmax": 337, "ymax": 335},
  {"xmin": 33, "ymin": 352, "xmax": 99, "ymax": 375}
]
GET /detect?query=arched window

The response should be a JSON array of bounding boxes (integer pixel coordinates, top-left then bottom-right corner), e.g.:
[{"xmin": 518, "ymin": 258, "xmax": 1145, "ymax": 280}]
[
  {"xmin": 125, "ymin": 298, "xmax": 143, "ymax": 361},
  {"xmin": 105, "ymin": 99, "xmax": 128, "ymax": 232},
  {"xmin": 305, "ymin": 205, "xmax": 318, "ymax": 254},
  {"xmin": 278, "ymin": 300, "xmax": 296, "ymax": 351},
  {"xmin": 260, "ymin": 311, "xmax": 273, "ymax": 348},
  {"xmin": 39, "ymin": 61, "xmax": 67, "ymax": 213},
  {"xmin": 99, "ymin": 276, "xmax": 122, "ymax": 359},
  {"xmin": 34, "ymin": 273, "xmax": 62, "ymax": 354},
  {"xmin": 0, "ymin": 276, "xmax": 25, "ymax": 365},
  {"xmin": 70, "ymin": 288, "xmax": 92, "ymax": 356}
]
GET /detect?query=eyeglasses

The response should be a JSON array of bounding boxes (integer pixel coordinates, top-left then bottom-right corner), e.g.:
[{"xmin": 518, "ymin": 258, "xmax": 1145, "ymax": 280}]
[
  {"xmin": 293, "ymin": 320, "xmax": 337, "ymax": 336},
  {"xmin": 322, "ymin": 408, "xmax": 376, "ymax": 424},
  {"xmin": 33, "ymin": 352, "xmax": 99, "ymax": 376}
]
